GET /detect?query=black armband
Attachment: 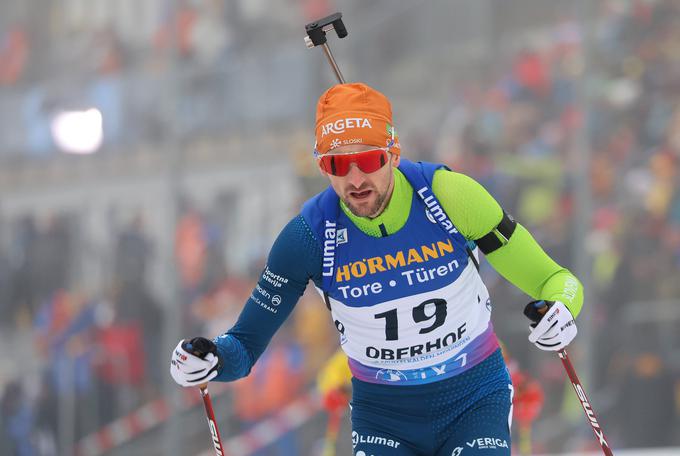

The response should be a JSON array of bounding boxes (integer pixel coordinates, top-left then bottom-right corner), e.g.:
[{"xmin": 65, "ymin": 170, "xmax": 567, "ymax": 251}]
[{"xmin": 475, "ymin": 211, "xmax": 517, "ymax": 255}]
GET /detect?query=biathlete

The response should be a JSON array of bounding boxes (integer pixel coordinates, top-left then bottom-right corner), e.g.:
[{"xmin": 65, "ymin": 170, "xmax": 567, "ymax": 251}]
[{"xmin": 170, "ymin": 83, "xmax": 582, "ymax": 455}]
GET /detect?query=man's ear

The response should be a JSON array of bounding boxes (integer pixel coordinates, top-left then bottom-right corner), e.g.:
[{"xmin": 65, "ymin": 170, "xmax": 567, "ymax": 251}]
[{"xmin": 391, "ymin": 153, "xmax": 401, "ymax": 167}]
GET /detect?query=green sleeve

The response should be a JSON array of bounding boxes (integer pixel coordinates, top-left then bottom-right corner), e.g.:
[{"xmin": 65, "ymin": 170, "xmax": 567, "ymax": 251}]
[{"xmin": 432, "ymin": 169, "xmax": 584, "ymax": 317}]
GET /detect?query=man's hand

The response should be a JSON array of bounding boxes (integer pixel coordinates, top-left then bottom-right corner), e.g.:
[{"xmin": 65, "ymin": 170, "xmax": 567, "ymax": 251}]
[
  {"xmin": 524, "ymin": 300, "xmax": 577, "ymax": 351},
  {"xmin": 170, "ymin": 337, "xmax": 221, "ymax": 387}
]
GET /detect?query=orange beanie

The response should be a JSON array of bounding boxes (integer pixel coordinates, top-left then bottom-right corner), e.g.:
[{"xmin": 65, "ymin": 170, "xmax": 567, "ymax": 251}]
[{"xmin": 314, "ymin": 83, "xmax": 400, "ymax": 155}]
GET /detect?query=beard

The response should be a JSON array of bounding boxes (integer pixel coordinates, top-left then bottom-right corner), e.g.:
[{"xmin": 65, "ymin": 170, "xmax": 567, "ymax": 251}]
[{"xmin": 342, "ymin": 187, "xmax": 389, "ymax": 218}]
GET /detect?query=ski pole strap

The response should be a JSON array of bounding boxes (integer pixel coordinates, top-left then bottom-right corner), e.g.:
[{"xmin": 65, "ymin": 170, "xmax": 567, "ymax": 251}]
[{"xmin": 475, "ymin": 211, "xmax": 517, "ymax": 255}]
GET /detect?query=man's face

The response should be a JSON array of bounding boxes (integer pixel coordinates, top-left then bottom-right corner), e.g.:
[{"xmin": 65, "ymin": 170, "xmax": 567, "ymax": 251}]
[{"xmin": 318, "ymin": 144, "xmax": 400, "ymax": 218}]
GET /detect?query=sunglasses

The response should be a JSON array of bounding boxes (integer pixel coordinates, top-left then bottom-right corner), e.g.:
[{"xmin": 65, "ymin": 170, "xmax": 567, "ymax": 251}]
[{"xmin": 315, "ymin": 147, "xmax": 391, "ymax": 177}]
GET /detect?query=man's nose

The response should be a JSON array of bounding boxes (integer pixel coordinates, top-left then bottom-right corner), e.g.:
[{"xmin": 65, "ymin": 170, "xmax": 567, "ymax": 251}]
[{"xmin": 346, "ymin": 163, "xmax": 367, "ymax": 187}]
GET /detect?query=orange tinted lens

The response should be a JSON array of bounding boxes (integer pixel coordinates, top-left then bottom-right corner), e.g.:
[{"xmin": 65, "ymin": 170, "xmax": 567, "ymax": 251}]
[{"xmin": 319, "ymin": 149, "xmax": 388, "ymax": 176}]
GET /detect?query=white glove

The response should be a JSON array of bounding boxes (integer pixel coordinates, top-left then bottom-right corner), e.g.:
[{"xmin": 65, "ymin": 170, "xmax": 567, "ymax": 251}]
[
  {"xmin": 526, "ymin": 300, "xmax": 577, "ymax": 351},
  {"xmin": 170, "ymin": 339, "xmax": 220, "ymax": 387}
]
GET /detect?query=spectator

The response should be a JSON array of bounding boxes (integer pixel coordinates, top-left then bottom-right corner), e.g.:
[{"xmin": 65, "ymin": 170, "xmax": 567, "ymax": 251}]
[
  {"xmin": 154, "ymin": 0, "xmax": 198, "ymax": 59},
  {"xmin": 1, "ymin": 381, "xmax": 36, "ymax": 456},
  {"xmin": 232, "ymin": 325, "xmax": 305, "ymax": 456},
  {"xmin": 0, "ymin": 242, "xmax": 12, "ymax": 331},
  {"xmin": 33, "ymin": 290, "xmax": 99, "ymax": 439},
  {"xmin": 0, "ymin": 25, "xmax": 29, "ymax": 86},
  {"xmin": 615, "ymin": 350, "xmax": 676, "ymax": 448},
  {"xmin": 114, "ymin": 214, "xmax": 152, "ymax": 292}
]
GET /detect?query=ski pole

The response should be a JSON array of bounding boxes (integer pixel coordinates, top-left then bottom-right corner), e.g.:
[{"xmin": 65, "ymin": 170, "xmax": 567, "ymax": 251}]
[
  {"xmin": 304, "ymin": 12, "xmax": 349, "ymax": 84},
  {"xmin": 524, "ymin": 302, "xmax": 613, "ymax": 455},
  {"xmin": 183, "ymin": 341, "xmax": 227, "ymax": 456},
  {"xmin": 198, "ymin": 384, "xmax": 226, "ymax": 456},
  {"xmin": 557, "ymin": 349, "xmax": 613, "ymax": 455}
]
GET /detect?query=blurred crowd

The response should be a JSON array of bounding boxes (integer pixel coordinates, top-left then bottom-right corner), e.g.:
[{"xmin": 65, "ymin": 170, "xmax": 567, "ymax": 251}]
[
  {"xmin": 0, "ymin": 0, "xmax": 327, "ymax": 157},
  {"xmin": 1, "ymin": 0, "xmax": 680, "ymax": 455},
  {"xmin": 0, "ymin": 201, "xmax": 337, "ymax": 455},
  {"xmin": 442, "ymin": 0, "xmax": 680, "ymax": 450},
  {"xmin": 0, "ymin": 213, "xmax": 162, "ymax": 455}
]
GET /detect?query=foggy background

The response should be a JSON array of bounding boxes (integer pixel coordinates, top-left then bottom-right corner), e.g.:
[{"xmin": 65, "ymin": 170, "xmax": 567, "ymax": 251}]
[{"xmin": 0, "ymin": 0, "xmax": 679, "ymax": 455}]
